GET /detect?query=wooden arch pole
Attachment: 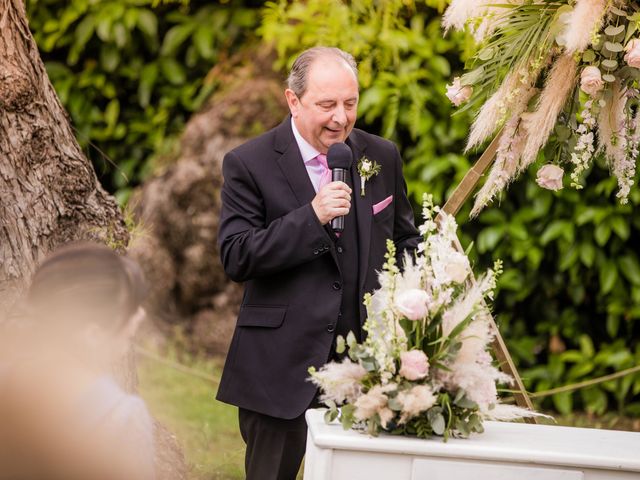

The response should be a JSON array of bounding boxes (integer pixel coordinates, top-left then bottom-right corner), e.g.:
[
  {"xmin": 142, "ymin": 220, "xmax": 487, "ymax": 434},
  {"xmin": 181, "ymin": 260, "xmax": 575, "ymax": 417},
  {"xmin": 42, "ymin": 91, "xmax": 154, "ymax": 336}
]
[{"xmin": 436, "ymin": 130, "xmax": 537, "ymax": 418}]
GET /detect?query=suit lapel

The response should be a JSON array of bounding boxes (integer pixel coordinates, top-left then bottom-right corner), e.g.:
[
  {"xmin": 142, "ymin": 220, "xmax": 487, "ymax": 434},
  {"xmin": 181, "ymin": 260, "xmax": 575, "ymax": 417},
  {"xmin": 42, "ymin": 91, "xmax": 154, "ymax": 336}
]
[
  {"xmin": 347, "ymin": 132, "xmax": 373, "ymax": 296},
  {"xmin": 274, "ymin": 117, "xmax": 316, "ymax": 207}
]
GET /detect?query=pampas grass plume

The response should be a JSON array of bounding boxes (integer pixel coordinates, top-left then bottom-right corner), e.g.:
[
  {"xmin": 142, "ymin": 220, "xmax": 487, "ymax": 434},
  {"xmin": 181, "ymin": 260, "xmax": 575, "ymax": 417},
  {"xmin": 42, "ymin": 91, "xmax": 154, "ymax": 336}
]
[
  {"xmin": 562, "ymin": 0, "xmax": 608, "ymax": 54},
  {"xmin": 519, "ymin": 55, "xmax": 578, "ymax": 171}
]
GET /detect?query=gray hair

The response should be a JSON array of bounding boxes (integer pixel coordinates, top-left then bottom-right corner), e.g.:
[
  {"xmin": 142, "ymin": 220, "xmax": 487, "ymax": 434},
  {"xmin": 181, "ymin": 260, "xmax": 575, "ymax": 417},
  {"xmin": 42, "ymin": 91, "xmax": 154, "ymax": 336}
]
[{"xmin": 287, "ymin": 47, "xmax": 358, "ymax": 98}]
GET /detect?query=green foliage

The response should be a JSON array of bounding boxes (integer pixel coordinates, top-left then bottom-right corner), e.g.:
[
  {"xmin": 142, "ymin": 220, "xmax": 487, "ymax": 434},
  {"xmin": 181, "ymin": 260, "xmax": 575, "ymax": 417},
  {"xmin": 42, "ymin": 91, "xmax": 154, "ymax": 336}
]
[
  {"xmin": 260, "ymin": 0, "xmax": 640, "ymax": 417},
  {"xmin": 260, "ymin": 0, "xmax": 474, "ymax": 207},
  {"xmin": 27, "ymin": 0, "xmax": 259, "ymax": 202},
  {"xmin": 469, "ymin": 164, "xmax": 640, "ymax": 416}
]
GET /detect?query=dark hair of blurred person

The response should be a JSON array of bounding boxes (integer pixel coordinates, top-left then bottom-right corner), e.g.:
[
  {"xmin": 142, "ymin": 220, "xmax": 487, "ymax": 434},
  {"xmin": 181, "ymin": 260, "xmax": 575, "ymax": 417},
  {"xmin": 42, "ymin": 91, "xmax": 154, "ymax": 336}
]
[{"xmin": 0, "ymin": 242, "xmax": 155, "ymax": 480}]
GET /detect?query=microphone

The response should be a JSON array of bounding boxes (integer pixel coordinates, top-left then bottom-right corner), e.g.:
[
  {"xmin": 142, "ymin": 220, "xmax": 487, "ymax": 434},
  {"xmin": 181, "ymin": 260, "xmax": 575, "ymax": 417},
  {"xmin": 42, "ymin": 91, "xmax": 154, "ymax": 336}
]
[{"xmin": 326, "ymin": 142, "xmax": 353, "ymax": 233}]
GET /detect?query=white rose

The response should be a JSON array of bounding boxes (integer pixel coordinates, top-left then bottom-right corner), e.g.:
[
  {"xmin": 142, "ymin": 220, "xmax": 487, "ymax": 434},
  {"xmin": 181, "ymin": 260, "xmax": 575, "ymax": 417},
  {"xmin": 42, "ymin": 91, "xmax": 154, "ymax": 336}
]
[
  {"xmin": 444, "ymin": 253, "xmax": 470, "ymax": 284},
  {"xmin": 446, "ymin": 77, "xmax": 472, "ymax": 106},
  {"xmin": 361, "ymin": 161, "xmax": 371, "ymax": 172},
  {"xmin": 580, "ymin": 66, "xmax": 604, "ymax": 96},
  {"xmin": 624, "ymin": 39, "xmax": 640, "ymax": 68},
  {"xmin": 536, "ymin": 164, "xmax": 564, "ymax": 191},
  {"xmin": 394, "ymin": 289, "xmax": 429, "ymax": 321}
]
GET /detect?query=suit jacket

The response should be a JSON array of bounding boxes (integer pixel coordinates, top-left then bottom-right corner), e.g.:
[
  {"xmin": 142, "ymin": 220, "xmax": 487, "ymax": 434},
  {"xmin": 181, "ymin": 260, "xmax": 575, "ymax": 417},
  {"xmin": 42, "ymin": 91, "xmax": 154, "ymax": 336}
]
[{"xmin": 216, "ymin": 116, "xmax": 420, "ymax": 419}]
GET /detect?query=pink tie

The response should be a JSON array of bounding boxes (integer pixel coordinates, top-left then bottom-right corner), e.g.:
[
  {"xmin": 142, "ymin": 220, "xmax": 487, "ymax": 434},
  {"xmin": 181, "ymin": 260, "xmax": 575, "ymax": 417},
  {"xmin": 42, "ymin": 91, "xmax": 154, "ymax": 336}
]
[{"xmin": 316, "ymin": 153, "xmax": 332, "ymax": 190}]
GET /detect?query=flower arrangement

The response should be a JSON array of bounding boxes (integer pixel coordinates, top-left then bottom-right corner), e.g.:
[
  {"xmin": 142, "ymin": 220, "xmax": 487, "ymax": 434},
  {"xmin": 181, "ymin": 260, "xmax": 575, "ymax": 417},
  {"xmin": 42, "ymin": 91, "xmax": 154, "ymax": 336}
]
[
  {"xmin": 443, "ymin": 1, "xmax": 640, "ymax": 216},
  {"xmin": 309, "ymin": 196, "xmax": 541, "ymax": 440}
]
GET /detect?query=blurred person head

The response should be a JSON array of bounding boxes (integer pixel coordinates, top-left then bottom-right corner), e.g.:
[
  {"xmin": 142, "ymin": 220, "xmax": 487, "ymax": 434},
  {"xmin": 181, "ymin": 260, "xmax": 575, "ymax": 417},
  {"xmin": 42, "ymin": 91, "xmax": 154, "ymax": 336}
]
[
  {"xmin": 0, "ymin": 242, "xmax": 154, "ymax": 480},
  {"xmin": 25, "ymin": 242, "xmax": 148, "ymax": 365}
]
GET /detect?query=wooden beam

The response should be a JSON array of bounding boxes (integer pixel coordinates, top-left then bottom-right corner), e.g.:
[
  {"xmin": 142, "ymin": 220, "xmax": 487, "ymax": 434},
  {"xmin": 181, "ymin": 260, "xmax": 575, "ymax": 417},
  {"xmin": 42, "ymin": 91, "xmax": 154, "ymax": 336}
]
[{"xmin": 436, "ymin": 130, "xmax": 537, "ymax": 420}]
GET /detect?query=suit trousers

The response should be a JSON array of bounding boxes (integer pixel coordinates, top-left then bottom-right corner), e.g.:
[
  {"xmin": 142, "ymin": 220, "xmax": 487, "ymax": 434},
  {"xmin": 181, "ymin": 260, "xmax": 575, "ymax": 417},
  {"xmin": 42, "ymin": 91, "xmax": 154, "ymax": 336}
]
[{"xmin": 239, "ymin": 408, "xmax": 308, "ymax": 480}]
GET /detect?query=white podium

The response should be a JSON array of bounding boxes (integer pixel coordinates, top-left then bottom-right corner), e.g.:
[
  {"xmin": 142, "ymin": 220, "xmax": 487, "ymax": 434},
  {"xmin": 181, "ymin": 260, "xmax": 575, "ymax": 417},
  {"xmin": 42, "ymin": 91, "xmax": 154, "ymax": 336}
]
[{"xmin": 304, "ymin": 409, "xmax": 640, "ymax": 480}]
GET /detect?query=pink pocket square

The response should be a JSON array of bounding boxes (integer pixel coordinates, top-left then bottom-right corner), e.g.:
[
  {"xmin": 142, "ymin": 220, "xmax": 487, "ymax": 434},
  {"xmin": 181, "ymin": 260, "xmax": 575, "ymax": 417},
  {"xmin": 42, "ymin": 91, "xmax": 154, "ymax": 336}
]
[{"xmin": 372, "ymin": 195, "xmax": 393, "ymax": 215}]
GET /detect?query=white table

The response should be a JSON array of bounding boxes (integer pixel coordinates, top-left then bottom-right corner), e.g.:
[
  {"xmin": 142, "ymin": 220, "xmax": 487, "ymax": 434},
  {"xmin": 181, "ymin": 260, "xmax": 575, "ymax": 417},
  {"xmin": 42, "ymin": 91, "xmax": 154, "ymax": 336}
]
[{"xmin": 304, "ymin": 409, "xmax": 640, "ymax": 480}]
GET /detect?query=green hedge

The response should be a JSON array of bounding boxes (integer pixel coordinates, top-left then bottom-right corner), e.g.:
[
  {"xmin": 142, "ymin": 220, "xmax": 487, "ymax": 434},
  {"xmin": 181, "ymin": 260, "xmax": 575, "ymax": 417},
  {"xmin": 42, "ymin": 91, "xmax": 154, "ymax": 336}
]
[
  {"xmin": 260, "ymin": 0, "xmax": 640, "ymax": 416},
  {"xmin": 27, "ymin": 0, "xmax": 259, "ymax": 202},
  {"xmin": 29, "ymin": 0, "xmax": 640, "ymax": 416}
]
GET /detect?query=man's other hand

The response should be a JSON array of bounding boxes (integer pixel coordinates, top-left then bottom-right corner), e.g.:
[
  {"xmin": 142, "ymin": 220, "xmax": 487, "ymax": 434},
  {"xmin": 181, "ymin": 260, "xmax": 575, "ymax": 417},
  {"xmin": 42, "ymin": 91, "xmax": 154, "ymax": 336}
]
[{"xmin": 311, "ymin": 182, "xmax": 352, "ymax": 225}]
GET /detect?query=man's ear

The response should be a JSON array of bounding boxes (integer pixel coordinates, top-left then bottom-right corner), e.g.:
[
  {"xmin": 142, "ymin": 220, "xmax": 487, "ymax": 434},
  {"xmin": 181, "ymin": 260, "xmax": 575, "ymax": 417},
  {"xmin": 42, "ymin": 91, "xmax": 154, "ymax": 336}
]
[{"xmin": 284, "ymin": 89, "xmax": 300, "ymax": 118}]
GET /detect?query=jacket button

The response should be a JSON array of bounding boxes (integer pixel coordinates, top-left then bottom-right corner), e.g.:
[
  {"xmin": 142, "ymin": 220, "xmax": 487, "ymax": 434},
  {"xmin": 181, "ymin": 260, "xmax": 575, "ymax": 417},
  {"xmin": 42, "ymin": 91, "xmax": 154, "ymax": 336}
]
[
  {"xmin": 327, "ymin": 323, "xmax": 335, "ymax": 333},
  {"xmin": 337, "ymin": 246, "xmax": 343, "ymax": 253},
  {"xmin": 332, "ymin": 281, "xmax": 341, "ymax": 290},
  {"xmin": 313, "ymin": 249, "xmax": 319, "ymax": 255}
]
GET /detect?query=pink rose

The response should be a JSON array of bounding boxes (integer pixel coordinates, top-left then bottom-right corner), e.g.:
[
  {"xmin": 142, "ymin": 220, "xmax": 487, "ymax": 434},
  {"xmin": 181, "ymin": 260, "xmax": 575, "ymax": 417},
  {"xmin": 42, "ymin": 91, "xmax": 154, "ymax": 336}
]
[
  {"xmin": 536, "ymin": 164, "xmax": 564, "ymax": 191},
  {"xmin": 395, "ymin": 289, "xmax": 429, "ymax": 321},
  {"xmin": 399, "ymin": 349, "xmax": 429, "ymax": 381},
  {"xmin": 580, "ymin": 66, "xmax": 604, "ymax": 96},
  {"xmin": 625, "ymin": 39, "xmax": 640, "ymax": 68},
  {"xmin": 446, "ymin": 77, "xmax": 472, "ymax": 106}
]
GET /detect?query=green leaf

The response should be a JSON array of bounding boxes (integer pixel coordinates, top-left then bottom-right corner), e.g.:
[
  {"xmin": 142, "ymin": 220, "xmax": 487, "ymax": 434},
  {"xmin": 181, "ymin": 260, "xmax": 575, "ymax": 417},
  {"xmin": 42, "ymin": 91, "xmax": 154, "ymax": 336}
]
[
  {"xmin": 335, "ymin": 335, "xmax": 346, "ymax": 354},
  {"xmin": 159, "ymin": 58, "xmax": 186, "ymax": 85},
  {"xmin": 429, "ymin": 412, "xmax": 445, "ymax": 435},
  {"xmin": 605, "ymin": 24, "xmax": 625, "ymax": 37},
  {"xmin": 161, "ymin": 23, "xmax": 196, "ymax": 57},
  {"xmin": 69, "ymin": 15, "xmax": 95, "ymax": 64},
  {"xmin": 459, "ymin": 66, "xmax": 484, "ymax": 86},
  {"xmin": 618, "ymin": 254, "xmax": 640, "ymax": 286},
  {"xmin": 599, "ymin": 259, "xmax": 618, "ymax": 294},
  {"xmin": 477, "ymin": 225, "xmax": 505, "ymax": 253},
  {"xmin": 137, "ymin": 9, "xmax": 157, "ymax": 38},
  {"xmin": 610, "ymin": 216, "xmax": 630, "ymax": 240},
  {"xmin": 194, "ymin": 26, "xmax": 215, "ymax": 60},
  {"xmin": 582, "ymin": 49, "xmax": 596, "ymax": 63},
  {"xmin": 579, "ymin": 335, "xmax": 594, "ymax": 358},
  {"xmin": 606, "ymin": 314, "xmax": 620, "ymax": 337},
  {"xmin": 100, "ymin": 45, "xmax": 119, "ymax": 72},
  {"xmin": 581, "ymin": 387, "xmax": 608, "ymax": 415},
  {"xmin": 540, "ymin": 220, "xmax": 573, "ymax": 245},
  {"xmin": 508, "ymin": 222, "xmax": 528, "ymax": 240},
  {"xmin": 112, "ymin": 22, "xmax": 127, "ymax": 48},
  {"xmin": 346, "ymin": 331, "xmax": 357, "ymax": 349},
  {"xmin": 594, "ymin": 222, "xmax": 611, "ymax": 245},
  {"xmin": 552, "ymin": 391, "xmax": 573, "ymax": 415},
  {"xmin": 579, "ymin": 242, "xmax": 595, "ymax": 267},
  {"xmin": 104, "ymin": 99, "xmax": 119, "ymax": 130},
  {"xmin": 138, "ymin": 62, "xmax": 158, "ymax": 108}
]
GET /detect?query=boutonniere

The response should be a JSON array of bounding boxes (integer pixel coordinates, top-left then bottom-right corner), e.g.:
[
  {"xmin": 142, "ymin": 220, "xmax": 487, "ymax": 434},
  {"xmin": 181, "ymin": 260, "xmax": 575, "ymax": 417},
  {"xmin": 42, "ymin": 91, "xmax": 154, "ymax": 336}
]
[{"xmin": 357, "ymin": 156, "xmax": 381, "ymax": 197}]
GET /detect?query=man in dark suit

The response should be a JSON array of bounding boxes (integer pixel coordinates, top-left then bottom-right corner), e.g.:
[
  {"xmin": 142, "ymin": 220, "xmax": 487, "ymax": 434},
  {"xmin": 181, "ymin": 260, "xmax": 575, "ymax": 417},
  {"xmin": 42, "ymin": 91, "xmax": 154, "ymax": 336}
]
[{"xmin": 216, "ymin": 47, "xmax": 420, "ymax": 479}]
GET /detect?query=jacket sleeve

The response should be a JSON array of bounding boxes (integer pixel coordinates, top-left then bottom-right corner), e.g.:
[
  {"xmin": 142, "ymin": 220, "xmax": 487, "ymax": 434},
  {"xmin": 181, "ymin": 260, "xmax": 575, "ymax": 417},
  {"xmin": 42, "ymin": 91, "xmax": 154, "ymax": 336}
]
[{"xmin": 218, "ymin": 150, "xmax": 332, "ymax": 283}]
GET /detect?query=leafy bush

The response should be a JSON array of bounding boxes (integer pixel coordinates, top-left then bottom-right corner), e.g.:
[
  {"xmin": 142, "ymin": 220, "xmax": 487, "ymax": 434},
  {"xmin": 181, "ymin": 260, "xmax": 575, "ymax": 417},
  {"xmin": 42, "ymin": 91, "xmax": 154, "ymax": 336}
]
[
  {"xmin": 27, "ymin": 0, "xmax": 259, "ymax": 202},
  {"xmin": 260, "ymin": 0, "xmax": 640, "ymax": 416}
]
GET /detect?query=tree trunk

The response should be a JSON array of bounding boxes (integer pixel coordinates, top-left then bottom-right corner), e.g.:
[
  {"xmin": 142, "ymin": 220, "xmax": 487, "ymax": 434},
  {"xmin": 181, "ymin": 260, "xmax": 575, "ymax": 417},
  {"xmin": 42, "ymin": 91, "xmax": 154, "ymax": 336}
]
[
  {"xmin": 0, "ymin": 0, "xmax": 128, "ymax": 313},
  {"xmin": 0, "ymin": 2, "xmax": 187, "ymax": 478}
]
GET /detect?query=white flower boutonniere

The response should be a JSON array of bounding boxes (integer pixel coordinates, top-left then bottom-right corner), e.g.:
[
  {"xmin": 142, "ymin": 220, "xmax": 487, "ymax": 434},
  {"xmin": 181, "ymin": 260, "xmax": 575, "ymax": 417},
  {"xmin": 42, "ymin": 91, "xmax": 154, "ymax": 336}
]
[{"xmin": 357, "ymin": 156, "xmax": 381, "ymax": 197}]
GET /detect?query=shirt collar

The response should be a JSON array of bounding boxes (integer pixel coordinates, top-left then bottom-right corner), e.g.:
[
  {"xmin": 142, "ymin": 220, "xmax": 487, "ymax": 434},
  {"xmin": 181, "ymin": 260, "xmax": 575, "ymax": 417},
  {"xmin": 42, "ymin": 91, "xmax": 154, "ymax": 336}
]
[{"xmin": 291, "ymin": 118, "xmax": 321, "ymax": 164}]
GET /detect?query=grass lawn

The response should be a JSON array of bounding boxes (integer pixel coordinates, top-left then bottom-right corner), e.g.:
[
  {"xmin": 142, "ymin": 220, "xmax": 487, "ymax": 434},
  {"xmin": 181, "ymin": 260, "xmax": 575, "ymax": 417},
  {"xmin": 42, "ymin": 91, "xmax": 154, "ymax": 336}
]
[{"xmin": 137, "ymin": 348, "xmax": 245, "ymax": 480}]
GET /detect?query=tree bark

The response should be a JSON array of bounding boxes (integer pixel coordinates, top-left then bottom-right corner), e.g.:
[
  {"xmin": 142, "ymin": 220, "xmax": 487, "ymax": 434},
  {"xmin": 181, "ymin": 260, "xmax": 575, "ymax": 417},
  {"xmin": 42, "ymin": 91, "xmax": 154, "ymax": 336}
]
[{"xmin": 0, "ymin": 0, "xmax": 128, "ymax": 313}]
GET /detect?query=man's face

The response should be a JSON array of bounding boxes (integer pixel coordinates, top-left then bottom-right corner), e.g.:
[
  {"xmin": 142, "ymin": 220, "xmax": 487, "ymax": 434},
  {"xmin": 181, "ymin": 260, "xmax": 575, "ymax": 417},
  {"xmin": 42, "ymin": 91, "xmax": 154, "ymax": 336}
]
[{"xmin": 285, "ymin": 57, "xmax": 359, "ymax": 154}]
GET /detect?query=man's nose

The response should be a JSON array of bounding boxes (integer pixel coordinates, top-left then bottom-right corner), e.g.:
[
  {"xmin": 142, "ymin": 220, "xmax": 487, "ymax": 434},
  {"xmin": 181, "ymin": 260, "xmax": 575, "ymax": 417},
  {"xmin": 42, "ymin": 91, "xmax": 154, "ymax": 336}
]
[{"xmin": 332, "ymin": 105, "xmax": 347, "ymax": 126}]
